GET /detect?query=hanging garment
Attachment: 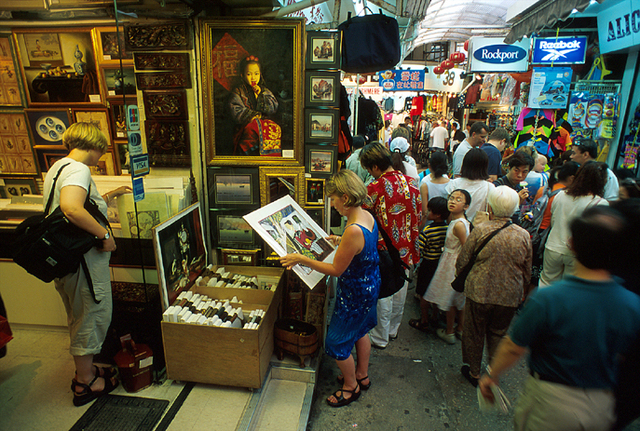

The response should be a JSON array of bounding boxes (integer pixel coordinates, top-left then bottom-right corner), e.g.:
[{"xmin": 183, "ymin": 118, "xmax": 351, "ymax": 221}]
[
  {"xmin": 357, "ymin": 97, "xmax": 384, "ymax": 144},
  {"xmin": 410, "ymin": 96, "xmax": 424, "ymax": 117},
  {"xmin": 514, "ymin": 108, "xmax": 557, "ymax": 158}
]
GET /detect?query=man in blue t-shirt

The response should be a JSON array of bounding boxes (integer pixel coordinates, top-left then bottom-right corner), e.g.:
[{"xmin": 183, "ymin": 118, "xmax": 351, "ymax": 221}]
[
  {"xmin": 482, "ymin": 128, "xmax": 510, "ymax": 182},
  {"xmin": 478, "ymin": 207, "xmax": 640, "ymax": 431}
]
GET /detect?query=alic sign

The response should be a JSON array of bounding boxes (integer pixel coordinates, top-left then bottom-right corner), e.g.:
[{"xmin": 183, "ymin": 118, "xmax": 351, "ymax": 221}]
[
  {"xmin": 598, "ymin": 0, "xmax": 640, "ymax": 54},
  {"xmin": 468, "ymin": 36, "xmax": 530, "ymax": 72}
]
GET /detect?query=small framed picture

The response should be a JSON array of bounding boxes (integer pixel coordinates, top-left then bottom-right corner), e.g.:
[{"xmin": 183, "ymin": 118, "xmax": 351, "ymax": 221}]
[
  {"xmin": 305, "ymin": 144, "xmax": 338, "ymax": 178},
  {"xmin": 90, "ymin": 149, "xmax": 117, "ymax": 175},
  {"xmin": 306, "ymin": 31, "xmax": 340, "ymax": 69},
  {"xmin": 305, "ymin": 206, "xmax": 326, "ymax": 232},
  {"xmin": 210, "ymin": 209, "xmax": 257, "ymax": 249},
  {"xmin": 305, "ymin": 108, "xmax": 338, "ymax": 143},
  {"xmin": 207, "ymin": 166, "xmax": 259, "ymax": 207},
  {"xmin": 0, "ymin": 177, "xmax": 38, "ymax": 198},
  {"xmin": 93, "ymin": 27, "xmax": 133, "ymax": 64},
  {"xmin": 100, "ymin": 66, "xmax": 136, "ymax": 99},
  {"xmin": 305, "ymin": 71, "xmax": 339, "ymax": 108},
  {"xmin": 25, "ymin": 108, "xmax": 71, "ymax": 147},
  {"xmin": 305, "ymin": 178, "xmax": 325, "ymax": 206},
  {"xmin": 108, "ymin": 99, "xmax": 133, "ymax": 140},
  {"xmin": 220, "ymin": 248, "xmax": 260, "ymax": 266},
  {"xmin": 36, "ymin": 148, "xmax": 67, "ymax": 172},
  {"xmin": 142, "ymin": 90, "xmax": 188, "ymax": 120},
  {"xmin": 71, "ymin": 107, "xmax": 112, "ymax": 147},
  {"xmin": 115, "ymin": 142, "xmax": 130, "ymax": 172}
]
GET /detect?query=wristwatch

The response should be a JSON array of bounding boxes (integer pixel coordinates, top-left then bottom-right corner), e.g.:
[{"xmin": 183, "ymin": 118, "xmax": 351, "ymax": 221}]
[{"xmin": 102, "ymin": 231, "xmax": 110, "ymax": 240}]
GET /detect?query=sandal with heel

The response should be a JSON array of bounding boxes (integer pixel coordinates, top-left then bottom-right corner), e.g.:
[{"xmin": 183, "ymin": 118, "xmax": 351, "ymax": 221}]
[
  {"xmin": 71, "ymin": 374, "xmax": 119, "ymax": 407},
  {"xmin": 336, "ymin": 375, "xmax": 371, "ymax": 390},
  {"xmin": 326, "ymin": 383, "xmax": 361, "ymax": 407}
]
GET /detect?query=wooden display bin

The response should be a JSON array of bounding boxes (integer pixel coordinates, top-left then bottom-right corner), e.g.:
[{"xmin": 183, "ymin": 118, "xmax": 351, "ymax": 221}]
[{"xmin": 161, "ymin": 266, "xmax": 284, "ymax": 388}]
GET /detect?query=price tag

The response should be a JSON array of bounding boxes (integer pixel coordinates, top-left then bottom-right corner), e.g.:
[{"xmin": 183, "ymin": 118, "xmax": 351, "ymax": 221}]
[
  {"xmin": 133, "ymin": 177, "xmax": 145, "ymax": 202},
  {"xmin": 130, "ymin": 154, "xmax": 149, "ymax": 178}
]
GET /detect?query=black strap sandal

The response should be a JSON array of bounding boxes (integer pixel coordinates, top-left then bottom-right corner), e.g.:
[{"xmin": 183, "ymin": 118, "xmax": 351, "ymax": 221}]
[
  {"xmin": 337, "ymin": 375, "xmax": 371, "ymax": 390},
  {"xmin": 71, "ymin": 374, "xmax": 119, "ymax": 407},
  {"xmin": 326, "ymin": 383, "xmax": 361, "ymax": 408}
]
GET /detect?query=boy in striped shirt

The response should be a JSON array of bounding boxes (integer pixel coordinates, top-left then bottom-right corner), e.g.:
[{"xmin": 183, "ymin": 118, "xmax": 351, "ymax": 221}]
[{"xmin": 410, "ymin": 197, "xmax": 449, "ymax": 333}]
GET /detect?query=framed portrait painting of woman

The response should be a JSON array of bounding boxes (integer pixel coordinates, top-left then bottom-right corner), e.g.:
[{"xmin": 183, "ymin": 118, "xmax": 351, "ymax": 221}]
[{"xmin": 200, "ymin": 18, "xmax": 304, "ymax": 166}]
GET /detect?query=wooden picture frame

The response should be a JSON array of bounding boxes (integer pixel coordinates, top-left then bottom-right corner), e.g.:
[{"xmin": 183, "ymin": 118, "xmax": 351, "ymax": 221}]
[
  {"xmin": 145, "ymin": 120, "xmax": 190, "ymax": 167},
  {"xmin": 0, "ymin": 176, "xmax": 39, "ymax": 198},
  {"xmin": 258, "ymin": 165, "xmax": 305, "ymax": 206},
  {"xmin": 48, "ymin": 0, "xmax": 140, "ymax": 8},
  {"xmin": 210, "ymin": 208, "xmax": 257, "ymax": 249},
  {"xmin": 305, "ymin": 31, "xmax": 340, "ymax": 70},
  {"xmin": 25, "ymin": 108, "xmax": 71, "ymax": 147},
  {"xmin": 13, "ymin": 28, "xmax": 101, "ymax": 106},
  {"xmin": 36, "ymin": 148, "xmax": 67, "ymax": 172},
  {"xmin": 0, "ymin": 111, "xmax": 37, "ymax": 174},
  {"xmin": 135, "ymin": 71, "xmax": 192, "ymax": 90},
  {"xmin": 115, "ymin": 142, "xmax": 129, "ymax": 173},
  {"xmin": 305, "ymin": 70, "xmax": 339, "ymax": 108},
  {"xmin": 125, "ymin": 21, "xmax": 190, "ymax": 51},
  {"xmin": 90, "ymin": 148, "xmax": 117, "ymax": 176},
  {"xmin": 134, "ymin": 52, "xmax": 190, "ymax": 71},
  {"xmin": 108, "ymin": 99, "xmax": 134, "ymax": 141},
  {"xmin": 200, "ymin": 18, "xmax": 304, "ymax": 166},
  {"xmin": 220, "ymin": 248, "xmax": 260, "ymax": 266},
  {"xmin": 71, "ymin": 107, "xmax": 112, "ymax": 147},
  {"xmin": 207, "ymin": 166, "xmax": 259, "ymax": 207},
  {"xmin": 93, "ymin": 27, "xmax": 133, "ymax": 65},
  {"xmin": 305, "ymin": 108, "xmax": 338, "ymax": 144},
  {"xmin": 305, "ymin": 178, "xmax": 325, "ymax": 206},
  {"xmin": 0, "ymin": 34, "xmax": 26, "ymax": 107},
  {"xmin": 142, "ymin": 90, "xmax": 188, "ymax": 120},
  {"xmin": 305, "ymin": 144, "xmax": 338, "ymax": 178},
  {"xmin": 100, "ymin": 65, "xmax": 136, "ymax": 100}
]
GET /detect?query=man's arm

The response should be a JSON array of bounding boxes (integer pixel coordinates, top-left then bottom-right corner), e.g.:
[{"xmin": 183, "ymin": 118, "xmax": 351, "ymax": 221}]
[{"xmin": 478, "ymin": 336, "xmax": 527, "ymax": 402}]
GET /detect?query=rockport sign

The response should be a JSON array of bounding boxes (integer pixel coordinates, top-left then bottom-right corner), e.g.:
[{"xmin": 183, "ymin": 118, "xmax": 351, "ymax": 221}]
[
  {"xmin": 469, "ymin": 36, "xmax": 530, "ymax": 72},
  {"xmin": 598, "ymin": 0, "xmax": 640, "ymax": 54}
]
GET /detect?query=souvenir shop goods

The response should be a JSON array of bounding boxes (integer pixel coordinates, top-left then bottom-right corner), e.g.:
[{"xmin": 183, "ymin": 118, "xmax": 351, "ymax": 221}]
[
  {"xmin": 12, "ymin": 163, "xmax": 108, "ymax": 284},
  {"xmin": 338, "ymin": 11, "xmax": 400, "ymax": 73},
  {"xmin": 160, "ymin": 266, "xmax": 285, "ymax": 388}
]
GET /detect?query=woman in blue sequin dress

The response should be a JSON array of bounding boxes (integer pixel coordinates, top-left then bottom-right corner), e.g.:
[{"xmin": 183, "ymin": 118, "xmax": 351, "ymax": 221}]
[{"xmin": 281, "ymin": 170, "xmax": 380, "ymax": 408}]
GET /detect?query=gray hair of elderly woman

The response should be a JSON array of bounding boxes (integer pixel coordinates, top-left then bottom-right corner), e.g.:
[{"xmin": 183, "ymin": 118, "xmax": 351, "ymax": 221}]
[{"xmin": 488, "ymin": 186, "xmax": 520, "ymax": 218}]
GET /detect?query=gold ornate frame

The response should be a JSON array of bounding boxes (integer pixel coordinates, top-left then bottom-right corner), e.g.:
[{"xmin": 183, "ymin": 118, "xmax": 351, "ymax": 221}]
[
  {"xmin": 258, "ymin": 166, "xmax": 305, "ymax": 206},
  {"xmin": 200, "ymin": 18, "xmax": 304, "ymax": 166}
]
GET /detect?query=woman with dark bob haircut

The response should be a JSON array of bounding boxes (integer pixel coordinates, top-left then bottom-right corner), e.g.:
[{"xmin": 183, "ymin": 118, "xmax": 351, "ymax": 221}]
[
  {"xmin": 539, "ymin": 161, "xmax": 609, "ymax": 286},
  {"xmin": 281, "ymin": 170, "xmax": 380, "ymax": 408},
  {"xmin": 445, "ymin": 148, "xmax": 495, "ymax": 221}
]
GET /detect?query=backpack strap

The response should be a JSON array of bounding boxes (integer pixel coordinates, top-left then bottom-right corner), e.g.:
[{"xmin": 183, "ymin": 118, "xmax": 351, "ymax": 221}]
[
  {"xmin": 45, "ymin": 163, "xmax": 71, "ymax": 215},
  {"xmin": 365, "ymin": 208, "xmax": 410, "ymax": 280}
]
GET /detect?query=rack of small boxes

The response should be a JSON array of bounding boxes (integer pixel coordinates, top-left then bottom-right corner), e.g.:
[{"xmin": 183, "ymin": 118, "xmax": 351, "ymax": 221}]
[{"xmin": 160, "ymin": 265, "xmax": 284, "ymax": 388}]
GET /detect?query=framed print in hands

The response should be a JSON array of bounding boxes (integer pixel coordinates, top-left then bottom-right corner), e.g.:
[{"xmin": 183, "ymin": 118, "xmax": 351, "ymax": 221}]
[
  {"xmin": 305, "ymin": 144, "xmax": 337, "ymax": 178},
  {"xmin": 305, "ymin": 70, "xmax": 339, "ymax": 107},
  {"xmin": 243, "ymin": 195, "xmax": 335, "ymax": 289},
  {"xmin": 207, "ymin": 166, "xmax": 259, "ymax": 207},
  {"xmin": 305, "ymin": 31, "xmax": 340, "ymax": 70},
  {"xmin": 200, "ymin": 18, "xmax": 304, "ymax": 166},
  {"xmin": 305, "ymin": 108, "xmax": 338, "ymax": 143}
]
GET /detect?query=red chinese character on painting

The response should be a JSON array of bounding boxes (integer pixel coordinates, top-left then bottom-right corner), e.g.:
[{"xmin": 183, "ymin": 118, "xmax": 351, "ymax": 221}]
[
  {"xmin": 401, "ymin": 71, "xmax": 411, "ymax": 81},
  {"xmin": 211, "ymin": 33, "xmax": 248, "ymax": 91}
]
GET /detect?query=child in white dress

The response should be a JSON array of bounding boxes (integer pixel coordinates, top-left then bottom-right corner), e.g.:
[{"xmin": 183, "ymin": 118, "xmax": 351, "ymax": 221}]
[{"xmin": 423, "ymin": 189, "xmax": 471, "ymax": 344}]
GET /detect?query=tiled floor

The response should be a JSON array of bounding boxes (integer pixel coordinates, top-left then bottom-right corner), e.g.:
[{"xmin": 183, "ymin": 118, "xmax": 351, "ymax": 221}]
[{"xmin": 0, "ymin": 325, "xmax": 309, "ymax": 431}]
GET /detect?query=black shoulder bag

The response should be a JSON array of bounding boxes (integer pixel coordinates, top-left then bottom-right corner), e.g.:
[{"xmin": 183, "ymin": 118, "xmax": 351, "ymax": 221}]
[
  {"xmin": 451, "ymin": 221, "xmax": 512, "ymax": 293},
  {"xmin": 12, "ymin": 163, "xmax": 110, "ymax": 303},
  {"xmin": 367, "ymin": 209, "xmax": 410, "ymax": 299}
]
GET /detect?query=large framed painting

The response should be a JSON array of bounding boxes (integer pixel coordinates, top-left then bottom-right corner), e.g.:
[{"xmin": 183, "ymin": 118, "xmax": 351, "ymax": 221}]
[
  {"xmin": 207, "ymin": 166, "xmax": 259, "ymax": 207},
  {"xmin": 305, "ymin": 30, "xmax": 340, "ymax": 70},
  {"xmin": 243, "ymin": 195, "xmax": 335, "ymax": 289},
  {"xmin": 12, "ymin": 28, "xmax": 101, "ymax": 106},
  {"xmin": 258, "ymin": 165, "xmax": 305, "ymax": 206},
  {"xmin": 200, "ymin": 18, "xmax": 304, "ymax": 166},
  {"xmin": 0, "ymin": 34, "xmax": 25, "ymax": 107},
  {"xmin": 25, "ymin": 108, "xmax": 71, "ymax": 147},
  {"xmin": 152, "ymin": 202, "xmax": 207, "ymax": 310}
]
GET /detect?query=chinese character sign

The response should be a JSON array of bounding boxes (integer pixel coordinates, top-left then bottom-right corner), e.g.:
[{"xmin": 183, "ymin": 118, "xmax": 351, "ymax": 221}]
[{"xmin": 378, "ymin": 69, "xmax": 425, "ymax": 91}]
